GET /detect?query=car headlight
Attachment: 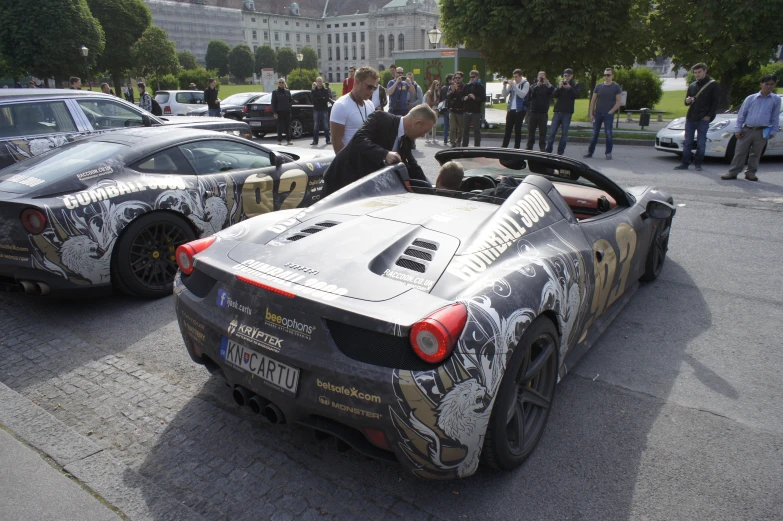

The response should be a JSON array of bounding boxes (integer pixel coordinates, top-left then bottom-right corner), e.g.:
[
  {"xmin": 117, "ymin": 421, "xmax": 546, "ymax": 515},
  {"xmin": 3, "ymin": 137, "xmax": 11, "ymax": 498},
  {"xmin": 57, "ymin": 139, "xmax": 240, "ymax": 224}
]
[
  {"xmin": 667, "ymin": 117, "xmax": 686, "ymax": 130},
  {"xmin": 709, "ymin": 120, "xmax": 731, "ymax": 131}
]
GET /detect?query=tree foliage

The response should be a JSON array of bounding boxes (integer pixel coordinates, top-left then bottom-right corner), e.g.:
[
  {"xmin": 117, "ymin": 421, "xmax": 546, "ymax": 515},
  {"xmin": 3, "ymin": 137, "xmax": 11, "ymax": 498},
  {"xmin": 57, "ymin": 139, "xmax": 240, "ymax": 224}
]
[
  {"xmin": 149, "ymin": 73, "xmax": 178, "ymax": 90},
  {"xmin": 86, "ymin": 0, "xmax": 151, "ymax": 91},
  {"xmin": 0, "ymin": 0, "xmax": 105, "ymax": 81},
  {"xmin": 178, "ymin": 67, "xmax": 219, "ymax": 90},
  {"xmin": 729, "ymin": 62, "xmax": 783, "ymax": 108},
  {"xmin": 287, "ymin": 68, "xmax": 319, "ymax": 90},
  {"xmin": 254, "ymin": 45, "xmax": 277, "ymax": 73},
  {"xmin": 614, "ymin": 68, "xmax": 663, "ymax": 110},
  {"xmin": 276, "ymin": 47, "xmax": 297, "ymax": 78},
  {"xmin": 440, "ymin": 0, "xmax": 652, "ymax": 89},
  {"xmin": 228, "ymin": 44, "xmax": 254, "ymax": 82},
  {"xmin": 178, "ymin": 50, "xmax": 199, "ymax": 70},
  {"xmin": 300, "ymin": 46, "xmax": 318, "ymax": 70},
  {"xmin": 205, "ymin": 40, "xmax": 230, "ymax": 76},
  {"xmin": 131, "ymin": 26, "xmax": 179, "ymax": 89},
  {"xmin": 649, "ymin": 0, "xmax": 783, "ymax": 109}
]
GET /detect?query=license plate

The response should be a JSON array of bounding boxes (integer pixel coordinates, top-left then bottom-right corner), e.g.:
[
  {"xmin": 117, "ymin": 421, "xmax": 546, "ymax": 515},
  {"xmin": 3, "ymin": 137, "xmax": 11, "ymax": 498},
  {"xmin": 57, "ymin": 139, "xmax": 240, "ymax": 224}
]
[
  {"xmin": 219, "ymin": 337, "xmax": 300, "ymax": 396},
  {"xmin": 250, "ymin": 121, "xmax": 263, "ymax": 126},
  {"xmin": 661, "ymin": 137, "xmax": 672, "ymax": 144}
]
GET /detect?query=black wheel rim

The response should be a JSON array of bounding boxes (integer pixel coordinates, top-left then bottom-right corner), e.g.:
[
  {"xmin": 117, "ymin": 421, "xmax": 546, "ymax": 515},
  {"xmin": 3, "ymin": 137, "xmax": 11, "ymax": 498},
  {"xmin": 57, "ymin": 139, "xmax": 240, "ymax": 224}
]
[
  {"xmin": 291, "ymin": 120, "xmax": 303, "ymax": 138},
  {"xmin": 128, "ymin": 221, "xmax": 188, "ymax": 291},
  {"xmin": 505, "ymin": 332, "xmax": 557, "ymax": 456}
]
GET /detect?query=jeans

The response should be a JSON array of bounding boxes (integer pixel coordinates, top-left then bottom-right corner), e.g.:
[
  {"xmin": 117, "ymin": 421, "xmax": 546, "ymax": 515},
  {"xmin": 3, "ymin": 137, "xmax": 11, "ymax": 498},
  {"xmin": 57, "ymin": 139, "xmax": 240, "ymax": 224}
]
[
  {"xmin": 442, "ymin": 112, "xmax": 450, "ymax": 143},
  {"xmin": 449, "ymin": 112, "xmax": 464, "ymax": 146},
  {"xmin": 502, "ymin": 109, "xmax": 525, "ymax": 148},
  {"xmin": 681, "ymin": 119, "xmax": 710, "ymax": 167},
  {"xmin": 208, "ymin": 108, "xmax": 221, "ymax": 117},
  {"xmin": 312, "ymin": 110, "xmax": 330, "ymax": 144},
  {"xmin": 526, "ymin": 112, "xmax": 548, "ymax": 151},
  {"xmin": 276, "ymin": 111, "xmax": 291, "ymax": 142},
  {"xmin": 546, "ymin": 112, "xmax": 573, "ymax": 154},
  {"xmin": 587, "ymin": 112, "xmax": 615, "ymax": 155},
  {"xmin": 462, "ymin": 112, "xmax": 482, "ymax": 147}
]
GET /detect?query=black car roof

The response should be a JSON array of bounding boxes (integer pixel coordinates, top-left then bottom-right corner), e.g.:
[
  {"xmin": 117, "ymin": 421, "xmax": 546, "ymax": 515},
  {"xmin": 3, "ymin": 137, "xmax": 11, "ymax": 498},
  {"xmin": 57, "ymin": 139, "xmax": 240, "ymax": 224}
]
[
  {"xmin": 88, "ymin": 126, "xmax": 238, "ymax": 147},
  {"xmin": 0, "ymin": 89, "xmax": 120, "ymax": 102}
]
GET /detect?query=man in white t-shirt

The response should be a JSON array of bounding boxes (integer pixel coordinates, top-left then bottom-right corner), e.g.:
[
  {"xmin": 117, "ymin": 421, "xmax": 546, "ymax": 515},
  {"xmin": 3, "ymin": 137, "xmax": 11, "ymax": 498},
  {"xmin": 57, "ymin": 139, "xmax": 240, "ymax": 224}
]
[{"xmin": 329, "ymin": 66, "xmax": 379, "ymax": 153}]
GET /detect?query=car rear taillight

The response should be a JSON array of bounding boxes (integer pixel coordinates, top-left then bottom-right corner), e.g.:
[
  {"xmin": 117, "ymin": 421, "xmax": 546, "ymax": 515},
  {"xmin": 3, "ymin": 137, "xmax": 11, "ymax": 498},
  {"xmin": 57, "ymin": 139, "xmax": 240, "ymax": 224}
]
[
  {"xmin": 410, "ymin": 303, "xmax": 468, "ymax": 364},
  {"xmin": 20, "ymin": 208, "xmax": 47, "ymax": 234},
  {"xmin": 175, "ymin": 236, "xmax": 216, "ymax": 275},
  {"xmin": 164, "ymin": 106, "xmax": 172, "ymax": 115},
  {"xmin": 242, "ymin": 105, "xmax": 249, "ymax": 113},
  {"xmin": 363, "ymin": 428, "xmax": 389, "ymax": 449},
  {"xmin": 264, "ymin": 105, "xmax": 273, "ymax": 113}
]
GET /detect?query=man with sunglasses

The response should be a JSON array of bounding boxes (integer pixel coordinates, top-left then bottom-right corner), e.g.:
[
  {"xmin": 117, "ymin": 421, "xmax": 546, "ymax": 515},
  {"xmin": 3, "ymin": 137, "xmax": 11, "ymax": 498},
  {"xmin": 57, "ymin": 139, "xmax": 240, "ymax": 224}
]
[
  {"xmin": 546, "ymin": 68, "xmax": 580, "ymax": 155},
  {"xmin": 446, "ymin": 71, "xmax": 466, "ymax": 146},
  {"xmin": 585, "ymin": 68, "xmax": 622, "ymax": 159},
  {"xmin": 461, "ymin": 70, "xmax": 486, "ymax": 147},
  {"xmin": 330, "ymin": 66, "xmax": 378, "ymax": 153},
  {"xmin": 271, "ymin": 78, "xmax": 293, "ymax": 145}
]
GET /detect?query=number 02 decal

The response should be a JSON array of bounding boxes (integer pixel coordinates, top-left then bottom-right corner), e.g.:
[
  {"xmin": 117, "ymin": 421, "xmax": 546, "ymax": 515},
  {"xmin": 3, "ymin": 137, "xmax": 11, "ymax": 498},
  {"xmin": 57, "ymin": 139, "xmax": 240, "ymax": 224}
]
[{"xmin": 279, "ymin": 169, "xmax": 308, "ymax": 210}]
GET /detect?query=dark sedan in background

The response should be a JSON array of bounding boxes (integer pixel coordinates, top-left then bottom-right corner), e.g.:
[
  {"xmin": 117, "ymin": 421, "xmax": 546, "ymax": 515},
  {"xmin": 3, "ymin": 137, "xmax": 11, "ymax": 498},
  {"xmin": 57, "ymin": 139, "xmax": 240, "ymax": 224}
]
[
  {"xmin": 188, "ymin": 92, "xmax": 267, "ymax": 121},
  {"xmin": 244, "ymin": 90, "xmax": 331, "ymax": 139}
]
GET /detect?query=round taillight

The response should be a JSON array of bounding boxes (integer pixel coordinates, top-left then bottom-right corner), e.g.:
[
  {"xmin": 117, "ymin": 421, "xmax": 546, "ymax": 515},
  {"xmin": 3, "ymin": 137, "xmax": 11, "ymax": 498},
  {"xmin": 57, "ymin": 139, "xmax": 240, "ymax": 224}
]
[
  {"xmin": 21, "ymin": 208, "xmax": 47, "ymax": 234},
  {"xmin": 175, "ymin": 236, "xmax": 216, "ymax": 275},
  {"xmin": 410, "ymin": 303, "xmax": 468, "ymax": 364}
]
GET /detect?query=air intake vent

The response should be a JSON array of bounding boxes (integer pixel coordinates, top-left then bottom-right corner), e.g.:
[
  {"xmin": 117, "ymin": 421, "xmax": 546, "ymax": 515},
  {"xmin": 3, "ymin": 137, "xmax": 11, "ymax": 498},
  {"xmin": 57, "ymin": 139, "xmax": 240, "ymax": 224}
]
[
  {"xmin": 287, "ymin": 234, "xmax": 308, "ymax": 241},
  {"xmin": 316, "ymin": 221, "xmax": 337, "ymax": 227},
  {"xmin": 396, "ymin": 258, "xmax": 426, "ymax": 273},
  {"xmin": 403, "ymin": 248, "xmax": 432, "ymax": 261},
  {"xmin": 412, "ymin": 239, "xmax": 438, "ymax": 251},
  {"xmin": 285, "ymin": 220, "xmax": 339, "ymax": 241},
  {"xmin": 301, "ymin": 227, "xmax": 322, "ymax": 234}
]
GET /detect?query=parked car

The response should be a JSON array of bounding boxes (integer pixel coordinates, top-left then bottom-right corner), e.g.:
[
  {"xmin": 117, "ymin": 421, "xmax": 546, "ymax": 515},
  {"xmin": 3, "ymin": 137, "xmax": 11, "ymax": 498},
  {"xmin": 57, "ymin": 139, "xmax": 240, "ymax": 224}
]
[
  {"xmin": 187, "ymin": 92, "xmax": 267, "ymax": 120},
  {"xmin": 244, "ymin": 90, "xmax": 331, "ymax": 139},
  {"xmin": 154, "ymin": 90, "xmax": 205, "ymax": 116},
  {"xmin": 173, "ymin": 148, "xmax": 675, "ymax": 479},
  {"xmin": 655, "ymin": 107, "xmax": 783, "ymax": 161},
  {"xmin": 0, "ymin": 89, "xmax": 251, "ymax": 170},
  {"xmin": 0, "ymin": 126, "xmax": 333, "ymax": 298}
]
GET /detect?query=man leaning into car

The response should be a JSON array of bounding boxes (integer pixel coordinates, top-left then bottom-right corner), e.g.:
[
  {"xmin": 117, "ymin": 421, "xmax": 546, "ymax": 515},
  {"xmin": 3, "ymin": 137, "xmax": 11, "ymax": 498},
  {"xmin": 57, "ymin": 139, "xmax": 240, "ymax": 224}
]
[{"xmin": 675, "ymin": 63, "xmax": 719, "ymax": 171}]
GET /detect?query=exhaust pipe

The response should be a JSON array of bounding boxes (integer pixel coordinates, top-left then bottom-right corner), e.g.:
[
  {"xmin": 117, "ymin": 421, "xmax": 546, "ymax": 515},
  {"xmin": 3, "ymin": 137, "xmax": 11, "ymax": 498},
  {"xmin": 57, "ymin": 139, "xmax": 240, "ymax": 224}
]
[
  {"xmin": 263, "ymin": 403, "xmax": 286, "ymax": 424},
  {"xmin": 19, "ymin": 281, "xmax": 35, "ymax": 294},
  {"xmin": 232, "ymin": 385, "xmax": 253, "ymax": 407},
  {"xmin": 35, "ymin": 282, "xmax": 50, "ymax": 296},
  {"xmin": 248, "ymin": 395, "xmax": 269, "ymax": 415}
]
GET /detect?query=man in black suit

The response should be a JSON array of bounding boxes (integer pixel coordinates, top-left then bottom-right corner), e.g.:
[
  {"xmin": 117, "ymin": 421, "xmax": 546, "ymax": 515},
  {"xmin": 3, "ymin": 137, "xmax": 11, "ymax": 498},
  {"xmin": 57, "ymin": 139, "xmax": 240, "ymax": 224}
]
[{"xmin": 321, "ymin": 104, "xmax": 437, "ymax": 197}]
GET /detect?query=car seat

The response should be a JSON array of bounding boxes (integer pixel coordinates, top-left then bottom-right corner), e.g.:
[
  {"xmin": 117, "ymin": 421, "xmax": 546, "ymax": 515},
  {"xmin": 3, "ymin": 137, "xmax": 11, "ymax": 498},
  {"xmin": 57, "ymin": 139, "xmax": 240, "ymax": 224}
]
[{"xmin": 16, "ymin": 107, "xmax": 43, "ymax": 135}]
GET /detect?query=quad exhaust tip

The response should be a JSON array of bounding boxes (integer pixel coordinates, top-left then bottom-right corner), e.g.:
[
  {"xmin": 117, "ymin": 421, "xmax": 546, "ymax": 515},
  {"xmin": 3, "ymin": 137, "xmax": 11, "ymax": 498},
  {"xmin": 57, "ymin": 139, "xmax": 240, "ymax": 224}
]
[
  {"xmin": 232, "ymin": 385, "xmax": 253, "ymax": 407},
  {"xmin": 18, "ymin": 281, "xmax": 50, "ymax": 295},
  {"xmin": 232, "ymin": 386, "xmax": 286, "ymax": 424}
]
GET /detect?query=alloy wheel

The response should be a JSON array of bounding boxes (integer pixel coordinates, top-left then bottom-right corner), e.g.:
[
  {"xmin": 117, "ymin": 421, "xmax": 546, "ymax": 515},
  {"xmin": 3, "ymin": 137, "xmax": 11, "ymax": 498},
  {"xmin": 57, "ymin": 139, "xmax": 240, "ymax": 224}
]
[{"xmin": 128, "ymin": 221, "xmax": 188, "ymax": 291}]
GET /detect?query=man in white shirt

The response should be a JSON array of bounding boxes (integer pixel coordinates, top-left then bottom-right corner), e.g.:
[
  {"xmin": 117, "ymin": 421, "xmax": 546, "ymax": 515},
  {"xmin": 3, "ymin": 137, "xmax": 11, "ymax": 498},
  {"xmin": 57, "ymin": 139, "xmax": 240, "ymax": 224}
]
[
  {"xmin": 501, "ymin": 69, "xmax": 529, "ymax": 148},
  {"xmin": 330, "ymin": 66, "xmax": 379, "ymax": 153}
]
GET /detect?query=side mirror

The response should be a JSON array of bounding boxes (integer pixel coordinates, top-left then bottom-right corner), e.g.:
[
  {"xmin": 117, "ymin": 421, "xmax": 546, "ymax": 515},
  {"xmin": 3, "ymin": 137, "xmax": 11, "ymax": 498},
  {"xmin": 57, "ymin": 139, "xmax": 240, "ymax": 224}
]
[
  {"xmin": 141, "ymin": 114, "xmax": 152, "ymax": 127},
  {"xmin": 646, "ymin": 200, "xmax": 676, "ymax": 220},
  {"xmin": 270, "ymin": 152, "xmax": 285, "ymax": 168}
]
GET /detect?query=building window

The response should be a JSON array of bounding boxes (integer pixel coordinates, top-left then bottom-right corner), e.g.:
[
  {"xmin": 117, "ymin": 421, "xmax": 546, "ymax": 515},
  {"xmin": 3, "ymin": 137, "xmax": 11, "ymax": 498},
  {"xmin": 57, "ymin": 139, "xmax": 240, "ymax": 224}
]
[
  {"xmin": 329, "ymin": 73, "xmax": 333, "ymax": 82},
  {"xmin": 252, "ymin": 30, "xmax": 257, "ymax": 40},
  {"xmin": 296, "ymin": 22, "xmax": 300, "ymax": 26},
  {"xmin": 274, "ymin": 19, "xmax": 277, "ymax": 23},
  {"xmin": 361, "ymin": 32, "xmax": 365, "ymax": 42},
  {"xmin": 328, "ymin": 47, "xmax": 332, "ymax": 60},
  {"xmin": 352, "ymin": 22, "xmax": 356, "ymax": 26},
  {"xmin": 327, "ymin": 24, "xmax": 330, "ymax": 28},
  {"xmin": 264, "ymin": 31, "xmax": 268, "ymax": 40},
  {"xmin": 306, "ymin": 23, "xmax": 309, "ymax": 27},
  {"xmin": 336, "ymin": 33, "xmax": 340, "ymax": 44},
  {"xmin": 343, "ymin": 23, "xmax": 347, "ymax": 27},
  {"xmin": 328, "ymin": 34, "xmax": 331, "ymax": 44},
  {"xmin": 275, "ymin": 46, "xmax": 279, "ymax": 51},
  {"xmin": 344, "ymin": 46, "xmax": 348, "ymax": 61},
  {"xmin": 296, "ymin": 33, "xmax": 300, "ymax": 42},
  {"xmin": 336, "ymin": 47, "xmax": 340, "ymax": 60},
  {"xmin": 421, "ymin": 29, "xmax": 425, "ymax": 48},
  {"xmin": 317, "ymin": 35, "xmax": 321, "ymax": 44},
  {"xmin": 285, "ymin": 20, "xmax": 289, "ymax": 25},
  {"xmin": 352, "ymin": 45, "xmax": 356, "ymax": 60},
  {"xmin": 360, "ymin": 21, "xmax": 365, "ymax": 26},
  {"xmin": 251, "ymin": 17, "xmax": 256, "ymax": 22},
  {"xmin": 344, "ymin": 33, "xmax": 348, "ymax": 42},
  {"xmin": 388, "ymin": 34, "xmax": 394, "ymax": 54},
  {"xmin": 379, "ymin": 64, "xmax": 385, "ymax": 71},
  {"xmin": 317, "ymin": 24, "xmax": 320, "ymax": 28},
  {"xmin": 263, "ymin": 18, "xmax": 267, "ymax": 22},
  {"xmin": 361, "ymin": 44, "xmax": 365, "ymax": 60},
  {"xmin": 275, "ymin": 32, "xmax": 279, "ymax": 41},
  {"xmin": 398, "ymin": 33, "xmax": 404, "ymax": 51},
  {"xmin": 352, "ymin": 32, "xmax": 356, "ymax": 43},
  {"xmin": 306, "ymin": 34, "xmax": 310, "ymax": 42},
  {"xmin": 318, "ymin": 48, "xmax": 321, "ymax": 58},
  {"xmin": 253, "ymin": 44, "xmax": 258, "ymax": 51},
  {"xmin": 285, "ymin": 33, "xmax": 290, "ymax": 42},
  {"xmin": 378, "ymin": 35, "xmax": 384, "ymax": 57}
]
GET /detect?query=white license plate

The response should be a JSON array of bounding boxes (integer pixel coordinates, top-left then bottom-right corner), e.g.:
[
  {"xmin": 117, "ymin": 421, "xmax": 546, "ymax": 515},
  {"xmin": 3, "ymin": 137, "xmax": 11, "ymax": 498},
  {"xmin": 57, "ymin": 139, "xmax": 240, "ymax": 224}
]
[
  {"xmin": 661, "ymin": 137, "xmax": 672, "ymax": 144},
  {"xmin": 250, "ymin": 121, "xmax": 263, "ymax": 127},
  {"xmin": 219, "ymin": 337, "xmax": 300, "ymax": 396}
]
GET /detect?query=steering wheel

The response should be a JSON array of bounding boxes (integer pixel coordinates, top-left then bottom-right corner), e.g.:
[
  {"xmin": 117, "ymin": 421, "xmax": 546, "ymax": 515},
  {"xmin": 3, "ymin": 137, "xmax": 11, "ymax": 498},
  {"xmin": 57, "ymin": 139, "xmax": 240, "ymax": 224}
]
[{"xmin": 460, "ymin": 175, "xmax": 496, "ymax": 193}]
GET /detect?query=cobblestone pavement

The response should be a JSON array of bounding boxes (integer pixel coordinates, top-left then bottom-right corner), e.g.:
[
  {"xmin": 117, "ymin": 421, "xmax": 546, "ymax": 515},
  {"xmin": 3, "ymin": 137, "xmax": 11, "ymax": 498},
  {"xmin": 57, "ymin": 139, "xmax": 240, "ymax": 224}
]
[{"xmin": 2, "ymin": 147, "xmax": 782, "ymax": 521}]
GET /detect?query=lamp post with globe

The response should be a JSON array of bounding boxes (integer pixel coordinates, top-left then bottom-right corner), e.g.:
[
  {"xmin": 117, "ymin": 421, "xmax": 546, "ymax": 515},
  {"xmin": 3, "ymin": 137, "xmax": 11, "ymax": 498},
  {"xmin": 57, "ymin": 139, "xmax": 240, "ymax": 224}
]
[
  {"xmin": 296, "ymin": 52, "xmax": 303, "ymax": 86},
  {"xmin": 427, "ymin": 25, "xmax": 442, "ymax": 49},
  {"xmin": 80, "ymin": 45, "xmax": 89, "ymax": 89}
]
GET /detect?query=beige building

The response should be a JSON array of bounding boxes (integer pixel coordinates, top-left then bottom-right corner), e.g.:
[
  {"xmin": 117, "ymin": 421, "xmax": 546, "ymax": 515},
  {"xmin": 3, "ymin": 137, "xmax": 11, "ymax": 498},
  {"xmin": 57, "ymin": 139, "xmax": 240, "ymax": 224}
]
[{"xmin": 142, "ymin": 0, "xmax": 441, "ymax": 82}]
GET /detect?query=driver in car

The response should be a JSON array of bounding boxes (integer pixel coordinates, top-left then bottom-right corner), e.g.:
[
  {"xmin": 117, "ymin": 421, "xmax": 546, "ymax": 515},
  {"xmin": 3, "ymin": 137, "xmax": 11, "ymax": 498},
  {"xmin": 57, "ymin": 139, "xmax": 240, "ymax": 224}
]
[{"xmin": 435, "ymin": 161, "xmax": 465, "ymax": 191}]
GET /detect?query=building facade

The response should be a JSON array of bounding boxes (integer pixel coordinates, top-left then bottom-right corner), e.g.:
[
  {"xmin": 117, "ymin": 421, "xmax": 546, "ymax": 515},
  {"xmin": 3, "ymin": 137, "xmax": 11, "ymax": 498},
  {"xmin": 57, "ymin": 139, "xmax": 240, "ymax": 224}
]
[{"xmin": 142, "ymin": 0, "xmax": 440, "ymax": 82}]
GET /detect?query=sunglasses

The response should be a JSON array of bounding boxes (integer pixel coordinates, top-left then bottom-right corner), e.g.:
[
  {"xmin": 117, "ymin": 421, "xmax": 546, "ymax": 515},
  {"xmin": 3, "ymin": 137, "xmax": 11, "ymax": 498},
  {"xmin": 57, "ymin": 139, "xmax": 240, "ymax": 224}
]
[
  {"xmin": 364, "ymin": 83, "xmax": 378, "ymax": 91},
  {"xmin": 455, "ymin": 75, "xmax": 463, "ymax": 79},
  {"xmin": 604, "ymin": 73, "xmax": 612, "ymax": 77}
]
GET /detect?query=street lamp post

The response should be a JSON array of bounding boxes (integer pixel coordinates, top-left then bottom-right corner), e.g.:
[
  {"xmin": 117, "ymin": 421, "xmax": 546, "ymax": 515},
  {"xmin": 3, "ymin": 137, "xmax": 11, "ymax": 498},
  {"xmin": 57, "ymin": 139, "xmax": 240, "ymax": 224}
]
[
  {"xmin": 80, "ymin": 45, "xmax": 89, "ymax": 89},
  {"xmin": 427, "ymin": 25, "xmax": 442, "ymax": 50},
  {"xmin": 296, "ymin": 52, "xmax": 303, "ymax": 84}
]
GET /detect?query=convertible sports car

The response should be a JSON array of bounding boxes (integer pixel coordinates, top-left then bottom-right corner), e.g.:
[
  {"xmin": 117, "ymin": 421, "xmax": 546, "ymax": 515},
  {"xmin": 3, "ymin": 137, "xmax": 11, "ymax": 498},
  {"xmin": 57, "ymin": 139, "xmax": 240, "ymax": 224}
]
[
  {"xmin": 0, "ymin": 127, "xmax": 331, "ymax": 298},
  {"xmin": 173, "ymin": 148, "xmax": 675, "ymax": 479}
]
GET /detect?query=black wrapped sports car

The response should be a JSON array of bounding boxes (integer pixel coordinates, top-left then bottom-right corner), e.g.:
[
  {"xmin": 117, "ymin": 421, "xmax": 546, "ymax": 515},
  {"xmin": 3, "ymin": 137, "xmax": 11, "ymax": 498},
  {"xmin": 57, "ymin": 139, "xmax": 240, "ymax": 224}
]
[
  {"xmin": 0, "ymin": 127, "xmax": 332, "ymax": 298},
  {"xmin": 173, "ymin": 148, "xmax": 675, "ymax": 479}
]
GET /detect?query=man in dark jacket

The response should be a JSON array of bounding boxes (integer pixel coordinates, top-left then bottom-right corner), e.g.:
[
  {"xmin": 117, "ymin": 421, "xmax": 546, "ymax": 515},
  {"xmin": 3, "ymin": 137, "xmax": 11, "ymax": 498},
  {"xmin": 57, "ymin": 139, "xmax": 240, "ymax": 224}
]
[
  {"xmin": 527, "ymin": 72, "xmax": 554, "ymax": 151},
  {"xmin": 461, "ymin": 70, "xmax": 486, "ymax": 147},
  {"xmin": 439, "ymin": 74, "xmax": 453, "ymax": 145},
  {"xmin": 546, "ymin": 68, "xmax": 581, "ymax": 155},
  {"xmin": 675, "ymin": 62, "xmax": 720, "ymax": 171},
  {"xmin": 204, "ymin": 78, "xmax": 221, "ymax": 117},
  {"xmin": 446, "ymin": 72, "xmax": 465, "ymax": 146},
  {"xmin": 271, "ymin": 78, "xmax": 293, "ymax": 145},
  {"xmin": 321, "ymin": 105, "xmax": 437, "ymax": 197},
  {"xmin": 311, "ymin": 77, "xmax": 331, "ymax": 145}
]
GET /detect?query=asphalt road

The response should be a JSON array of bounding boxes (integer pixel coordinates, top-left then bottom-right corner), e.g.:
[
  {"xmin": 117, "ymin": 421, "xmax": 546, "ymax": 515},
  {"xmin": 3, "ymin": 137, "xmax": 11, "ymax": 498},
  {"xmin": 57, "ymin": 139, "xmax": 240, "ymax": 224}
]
[{"xmin": 1, "ymin": 140, "xmax": 782, "ymax": 521}]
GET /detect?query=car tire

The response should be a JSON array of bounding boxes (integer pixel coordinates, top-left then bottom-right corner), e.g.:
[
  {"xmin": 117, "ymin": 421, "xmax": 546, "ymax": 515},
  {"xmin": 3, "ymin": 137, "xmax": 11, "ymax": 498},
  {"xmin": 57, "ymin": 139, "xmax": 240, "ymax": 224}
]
[
  {"xmin": 290, "ymin": 119, "xmax": 304, "ymax": 139},
  {"xmin": 112, "ymin": 212, "xmax": 196, "ymax": 299},
  {"xmin": 252, "ymin": 131, "xmax": 266, "ymax": 138},
  {"xmin": 482, "ymin": 317, "xmax": 558, "ymax": 471},
  {"xmin": 640, "ymin": 210, "xmax": 673, "ymax": 282}
]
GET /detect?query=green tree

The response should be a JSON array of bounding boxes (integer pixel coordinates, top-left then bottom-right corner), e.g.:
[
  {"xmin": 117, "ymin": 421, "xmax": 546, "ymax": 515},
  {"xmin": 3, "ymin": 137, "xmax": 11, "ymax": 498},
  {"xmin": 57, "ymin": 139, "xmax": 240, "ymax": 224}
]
[
  {"xmin": 228, "ymin": 44, "xmax": 254, "ymax": 82},
  {"xmin": 178, "ymin": 67, "xmax": 219, "ymax": 90},
  {"xmin": 300, "ymin": 46, "xmax": 318, "ymax": 70},
  {"xmin": 276, "ymin": 47, "xmax": 297, "ymax": 78},
  {"xmin": 86, "ymin": 0, "xmax": 151, "ymax": 94},
  {"xmin": 0, "ymin": 0, "xmax": 105, "ymax": 85},
  {"xmin": 205, "ymin": 40, "xmax": 230, "ymax": 76},
  {"xmin": 439, "ymin": 0, "xmax": 652, "ymax": 92},
  {"xmin": 649, "ymin": 0, "xmax": 783, "ymax": 109},
  {"xmin": 254, "ymin": 45, "xmax": 277, "ymax": 73},
  {"xmin": 177, "ymin": 50, "xmax": 198, "ymax": 70},
  {"xmin": 729, "ymin": 63, "xmax": 783, "ymax": 108},
  {"xmin": 287, "ymin": 68, "xmax": 318, "ymax": 89},
  {"xmin": 131, "ymin": 26, "xmax": 179, "ymax": 90},
  {"xmin": 614, "ymin": 68, "xmax": 663, "ymax": 110}
]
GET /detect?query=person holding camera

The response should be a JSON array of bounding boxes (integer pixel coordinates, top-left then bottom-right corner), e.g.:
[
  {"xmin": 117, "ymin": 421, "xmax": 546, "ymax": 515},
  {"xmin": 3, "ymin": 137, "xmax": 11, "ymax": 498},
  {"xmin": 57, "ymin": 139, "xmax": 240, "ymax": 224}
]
[
  {"xmin": 501, "ymin": 69, "xmax": 529, "ymax": 149},
  {"xmin": 387, "ymin": 67, "xmax": 410, "ymax": 116},
  {"xmin": 526, "ymin": 71, "xmax": 554, "ymax": 151},
  {"xmin": 461, "ymin": 70, "xmax": 486, "ymax": 147},
  {"xmin": 546, "ymin": 68, "xmax": 581, "ymax": 155},
  {"xmin": 446, "ymin": 71, "xmax": 466, "ymax": 146}
]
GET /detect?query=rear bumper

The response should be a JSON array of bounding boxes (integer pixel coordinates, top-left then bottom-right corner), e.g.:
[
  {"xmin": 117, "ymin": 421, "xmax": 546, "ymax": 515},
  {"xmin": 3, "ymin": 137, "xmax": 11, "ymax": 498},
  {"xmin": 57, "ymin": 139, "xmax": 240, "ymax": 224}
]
[
  {"xmin": 244, "ymin": 118, "xmax": 277, "ymax": 133},
  {"xmin": 0, "ymin": 263, "xmax": 111, "ymax": 297}
]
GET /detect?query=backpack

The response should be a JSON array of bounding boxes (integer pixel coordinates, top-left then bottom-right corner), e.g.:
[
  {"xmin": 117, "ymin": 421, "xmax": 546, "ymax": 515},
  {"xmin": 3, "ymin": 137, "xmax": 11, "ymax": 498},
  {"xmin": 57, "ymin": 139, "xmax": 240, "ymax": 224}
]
[{"xmin": 151, "ymin": 98, "xmax": 163, "ymax": 116}]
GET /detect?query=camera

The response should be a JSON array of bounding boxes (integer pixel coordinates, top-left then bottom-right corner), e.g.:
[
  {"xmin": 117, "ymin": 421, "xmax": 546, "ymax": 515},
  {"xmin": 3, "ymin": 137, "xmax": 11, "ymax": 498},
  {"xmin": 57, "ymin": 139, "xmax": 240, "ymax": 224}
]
[{"xmin": 538, "ymin": 77, "xmax": 544, "ymax": 83}]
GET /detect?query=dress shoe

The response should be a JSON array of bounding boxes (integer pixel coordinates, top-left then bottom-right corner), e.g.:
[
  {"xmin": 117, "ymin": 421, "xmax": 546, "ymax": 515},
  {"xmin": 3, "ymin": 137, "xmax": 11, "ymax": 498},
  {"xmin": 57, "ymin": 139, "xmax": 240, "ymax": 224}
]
[
  {"xmin": 695, "ymin": 166, "xmax": 703, "ymax": 171},
  {"xmin": 605, "ymin": 153, "xmax": 612, "ymax": 160},
  {"xmin": 745, "ymin": 173, "xmax": 759, "ymax": 181},
  {"xmin": 673, "ymin": 164, "xmax": 689, "ymax": 170},
  {"xmin": 720, "ymin": 173, "xmax": 737, "ymax": 180},
  {"xmin": 583, "ymin": 153, "xmax": 593, "ymax": 158}
]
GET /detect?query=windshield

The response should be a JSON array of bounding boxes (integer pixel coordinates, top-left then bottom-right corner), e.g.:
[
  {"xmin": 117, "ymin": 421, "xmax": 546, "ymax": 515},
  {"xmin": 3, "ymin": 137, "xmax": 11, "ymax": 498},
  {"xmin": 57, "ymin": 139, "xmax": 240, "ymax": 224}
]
[
  {"xmin": 0, "ymin": 141, "xmax": 126, "ymax": 183},
  {"xmin": 222, "ymin": 93, "xmax": 261, "ymax": 105}
]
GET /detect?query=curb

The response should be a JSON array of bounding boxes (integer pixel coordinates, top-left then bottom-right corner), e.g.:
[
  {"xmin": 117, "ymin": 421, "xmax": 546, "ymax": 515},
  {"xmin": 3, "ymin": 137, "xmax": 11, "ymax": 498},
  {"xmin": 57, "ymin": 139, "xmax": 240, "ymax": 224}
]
[{"xmin": 0, "ymin": 382, "xmax": 206, "ymax": 521}]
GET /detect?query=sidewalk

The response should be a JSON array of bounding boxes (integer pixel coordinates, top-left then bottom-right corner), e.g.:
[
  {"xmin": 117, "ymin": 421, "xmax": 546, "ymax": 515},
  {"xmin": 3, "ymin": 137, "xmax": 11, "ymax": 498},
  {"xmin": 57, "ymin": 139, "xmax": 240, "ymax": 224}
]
[{"xmin": 483, "ymin": 107, "xmax": 670, "ymax": 133}]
